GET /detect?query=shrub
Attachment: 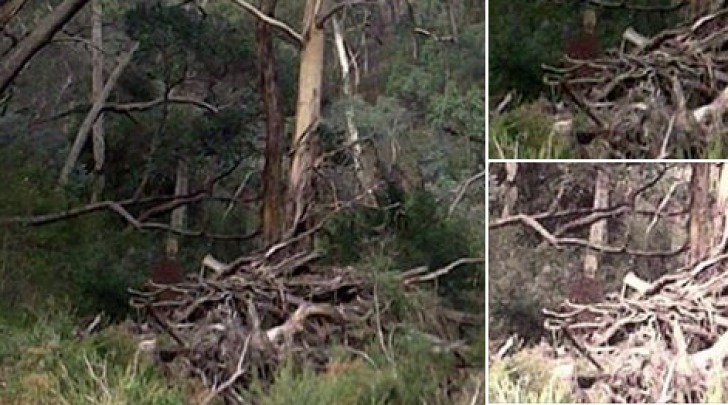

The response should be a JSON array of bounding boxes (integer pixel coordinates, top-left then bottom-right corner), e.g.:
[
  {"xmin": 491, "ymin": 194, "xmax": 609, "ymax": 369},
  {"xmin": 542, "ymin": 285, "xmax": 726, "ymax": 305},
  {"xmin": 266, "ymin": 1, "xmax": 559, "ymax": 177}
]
[
  {"xmin": 489, "ymin": 101, "xmax": 574, "ymax": 159},
  {"xmin": 0, "ymin": 304, "xmax": 184, "ymax": 404}
]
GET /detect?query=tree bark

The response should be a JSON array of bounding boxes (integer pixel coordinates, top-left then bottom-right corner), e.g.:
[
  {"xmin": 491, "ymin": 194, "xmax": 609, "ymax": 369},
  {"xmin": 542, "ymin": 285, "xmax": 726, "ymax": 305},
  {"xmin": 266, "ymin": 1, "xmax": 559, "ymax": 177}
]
[
  {"xmin": 688, "ymin": 163, "xmax": 711, "ymax": 264},
  {"xmin": 0, "ymin": 0, "xmax": 90, "ymax": 95},
  {"xmin": 583, "ymin": 166, "xmax": 609, "ymax": 279},
  {"xmin": 713, "ymin": 163, "xmax": 728, "ymax": 255},
  {"xmin": 0, "ymin": 0, "xmax": 29, "ymax": 28},
  {"xmin": 90, "ymin": 0, "xmax": 105, "ymax": 202},
  {"xmin": 256, "ymin": 0, "xmax": 284, "ymax": 245},
  {"xmin": 166, "ymin": 159, "xmax": 189, "ymax": 258},
  {"xmin": 500, "ymin": 162, "xmax": 518, "ymax": 218},
  {"xmin": 332, "ymin": 16, "xmax": 378, "ymax": 206},
  {"xmin": 286, "ymin": 0, "xmax": 325, "ymax": 250}
]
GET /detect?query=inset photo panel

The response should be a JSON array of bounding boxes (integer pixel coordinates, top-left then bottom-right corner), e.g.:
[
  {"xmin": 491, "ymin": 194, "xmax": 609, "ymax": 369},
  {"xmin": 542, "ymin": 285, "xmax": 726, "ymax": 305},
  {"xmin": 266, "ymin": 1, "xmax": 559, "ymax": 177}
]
[
  {"xmin": 489, "ymin": 2, "xmax": 728, "ymax": 159},
  {"xmin": 488, "ymin": 162, "xmax": 728, "ymax": 402}
]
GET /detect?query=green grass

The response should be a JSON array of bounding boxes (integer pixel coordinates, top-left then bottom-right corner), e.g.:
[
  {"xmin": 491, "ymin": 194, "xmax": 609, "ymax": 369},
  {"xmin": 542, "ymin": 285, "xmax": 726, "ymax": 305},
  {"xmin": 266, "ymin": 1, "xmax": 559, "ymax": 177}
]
[
  {"xmin": 252, "ymin": 337, "xmax": 482, "ymax": 405},
  {"xmin": 0, "ymin": 297, "xmax": 483, "ymax": 404},
  {"xmin": 0, "ymin": 302, "xmax": 185, "ymax": 405},
  {"xmin": 487, "ymin": 345, "xmax": 728, "ymax": 403},
  {"xmin": 489, "ymin": 101, "xmax": 576, "ymax": 159},
  {"xmin": 487, "ymin": 344, "xmax": 573, "ymax": 403}
]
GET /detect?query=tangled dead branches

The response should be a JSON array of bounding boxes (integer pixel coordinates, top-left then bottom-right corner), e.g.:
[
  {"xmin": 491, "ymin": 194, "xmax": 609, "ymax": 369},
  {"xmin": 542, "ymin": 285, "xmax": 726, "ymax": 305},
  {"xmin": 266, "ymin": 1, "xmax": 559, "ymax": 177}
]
[
  {"xmin": 127, "ymin": 240, "xmax": 481, "ymax": 403},
  {"xmin": 546, "ymin": 9, "xmax": 728, "ymax": 158},
  {"xmin": 129, "ymin": 248, "xmax": 373, "ymax": 403},
  {"xmin": 544, "ymin": 253, "xmax": 728, "ymax": 402}
]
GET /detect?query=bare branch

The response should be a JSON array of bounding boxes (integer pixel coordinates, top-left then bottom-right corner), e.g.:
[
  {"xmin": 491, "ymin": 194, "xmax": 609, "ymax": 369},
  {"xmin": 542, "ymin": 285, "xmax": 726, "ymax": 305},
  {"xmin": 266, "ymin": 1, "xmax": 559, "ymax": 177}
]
[
  {"xmin": 491, "ymin": 213, "xmax": 687, "ymax": 257},
  {"xmin": 1, "ymin": 159, "xmax": 256, "ymax": 241},
  {"xmin": 228, "ymin": 0, "xmax": 302, "ymax": 46},
  {"xmin": 413, "ymin": 27, "xmax": 456, "ymax": 42},
  {"xmin": 0, "ymin": 0, "xmax": 90, "ymax": 95},
  {"xmin": 315, "ymin": 0, "xmax": 376, "ymax": 28},
  {"xmin": 583, "ymin": 0, "xmax": 686, "ymax": 11},
  {"xmin": 201, "ymin": 335, "xmax": 252, "ymax": 405},
  {"xmin": 44, "ymin": 95, "xmax": 219, "ymax": 124},
  {"xmin": 104, "ymin": 96, "xmax": 218, "ymax": 113},
  {"xmin": 402, "ymin": 257, "xmax": 485, "ymax": 285},
  {"xmin": 448, "ymin": 170, "xmax": 486, "ymax": 217}
]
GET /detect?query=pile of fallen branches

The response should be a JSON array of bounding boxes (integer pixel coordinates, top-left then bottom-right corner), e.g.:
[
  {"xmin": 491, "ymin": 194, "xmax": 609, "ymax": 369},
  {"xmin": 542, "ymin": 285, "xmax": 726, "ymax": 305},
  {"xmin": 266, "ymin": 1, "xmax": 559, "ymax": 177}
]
[
  {"xmin": 546, "ymin": 10, "xmax": 728, "ymax": 158},
  {"xmin": 128, "ymin": 240, "xmax": 481, "ymax": 403},
  {"xmin": 129, "ymin": 247, "xmax": 374, "ymax": 403},
  {"xmin": 543, "ymin": 253, "xmax": 728, "ymax": 402}
]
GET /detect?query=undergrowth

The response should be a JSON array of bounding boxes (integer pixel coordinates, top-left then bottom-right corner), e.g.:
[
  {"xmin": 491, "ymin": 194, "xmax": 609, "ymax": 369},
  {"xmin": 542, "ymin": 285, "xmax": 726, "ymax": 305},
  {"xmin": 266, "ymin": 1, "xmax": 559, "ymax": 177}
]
[
  {"xmin": 0, "ymin": 301, "xmax": 185, "ymax": 404},
  {"xmin": 489, "ymin": 101, "xmax": 575, "ymax": 159}
]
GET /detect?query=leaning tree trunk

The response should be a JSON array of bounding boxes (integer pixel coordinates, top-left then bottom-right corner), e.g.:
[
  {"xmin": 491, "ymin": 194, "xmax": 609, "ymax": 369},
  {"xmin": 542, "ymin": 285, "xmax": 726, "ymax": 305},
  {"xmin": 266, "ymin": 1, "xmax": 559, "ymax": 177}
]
[
  {"xmin": 286, "ymin": 0, "xmax": 325, "ymax": 250},
  {"xmin": 256, "ymin": 0, "xmax": 284, "ymax": 246},
  {"xmin": 58, "ymin": 42, "xmax": 139, "ymax": 186},
  {"xmin": 0, "ymin": 0, "xmax": 90, "ymax": 95}
]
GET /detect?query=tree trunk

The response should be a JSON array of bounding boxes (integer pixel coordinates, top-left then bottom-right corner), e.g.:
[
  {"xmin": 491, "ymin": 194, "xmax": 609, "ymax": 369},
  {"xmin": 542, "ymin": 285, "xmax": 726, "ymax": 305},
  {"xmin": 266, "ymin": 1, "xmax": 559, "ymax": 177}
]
[
  {"xmin": 90, "ymin": 0, "xmax": 105, "ymax": 202},
  {"xmin": 286, "ymin": 0, "xmax": 325, "ymax": 249},
  {"xmin": 58, "ymin": 42, "xmax": 139, "ymax": 187},
  {"xmin": 714, "ymin": 163, "xmax": 728, "ymax": 254},
  {"xmin": 166, "ymin": 159, "xmax": 189, "ymax": 258},
  {"xmin": 332, "ymin": 16, "xmax": 378, "ymax": 206},
  {"xmin": 688, "ymin": 163, "xmax": 712, "ymax": 264},
  {"xmin": 500, "ymin": 162, "xmax": 518, "ymax": 218},
  {"xmin": 0, "ymin": 0, "xmax": 90, "ymax": 95},
  {"xmin": 256, "ymin": 0, "xmax": 284, "ymax": 246},
  {"xmin": 446, "ymin": 0, "xmax": 458, "ymax": 38},
  {"xmin": 583, "ymin": 166, "xmax": 609, "ymax": 279}
]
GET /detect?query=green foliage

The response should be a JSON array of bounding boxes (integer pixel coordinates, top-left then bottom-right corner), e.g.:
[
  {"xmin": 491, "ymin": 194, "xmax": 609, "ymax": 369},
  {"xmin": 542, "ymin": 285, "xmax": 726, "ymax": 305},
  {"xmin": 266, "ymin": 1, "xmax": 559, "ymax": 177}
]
[
  {"xmin": 705, "ymin": 129, "xmax": 726, "ymax": 159},
  {"xmin": 378, "ymin": 6, "xmax": 484, "ymax": 176},
  {"xmin": 488, "ymin": 1, "xmax": 567, "ymax": 98},
  {"xmin": 0, "ymin": 1, "xmax": 484, "ymax": 400},
  {"xmin": 321, "ymin": 190, "xmax": 478, "ymax": 266},
  {"xmin": 0, "ymin": 306, "xmax": 184, "ymax": 404},
  {"xmin": 429, "ymin": 86, "xmax": 485, "ymax": 138},
  {"xmin": 319, "ymin": 188, "xmax": 482, "ymax": 312},
  {"xmin": 125, "ymin": 2, "xmax": 256, "ymax": 84},
  {"xmin": 487, "ymin": 226, "xmax": 570, "ymax": 342},
  {"xmin": 393, "ymin": 191, "xmax": 483, "ymax": 309},
  {"xmin": 252, "ymin": 336, "xmax": 459, "ymax": 405},
  {"xmin": 489, "ymin": 101, "xmax": 575, "ymax": 159},
  {"xmin": 428, "ymin": 85, "xmax": 485, "ymax": 174},
  {"xmin": 182, "ymin": 106, "xmax": 262, "ymax": 165},
  {"xmin": 489, "ymin": 0, "xmax": 683, "ymax": 98},
  {"xmin": 0, "ymin": 149, "xmax": 156, "ymax": 319},
  {"xmin": 488, "ymin": 349, "xmax": 573, "ymax": 403}
]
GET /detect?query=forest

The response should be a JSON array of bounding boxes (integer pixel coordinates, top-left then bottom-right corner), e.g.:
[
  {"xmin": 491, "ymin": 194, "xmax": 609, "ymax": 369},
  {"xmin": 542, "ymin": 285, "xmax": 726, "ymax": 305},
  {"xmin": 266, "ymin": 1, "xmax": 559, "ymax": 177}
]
[
  {"xmin": 489, "ymin": 0, "xmax": 728, "ymax": 159},
  {"xmin": 0, "ymin": 1, "xmax": 485, "ymax": 403},
  {"xmin": 489, "ymin": 162, "xmax": 728, "ymax": 402}
]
